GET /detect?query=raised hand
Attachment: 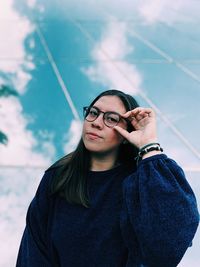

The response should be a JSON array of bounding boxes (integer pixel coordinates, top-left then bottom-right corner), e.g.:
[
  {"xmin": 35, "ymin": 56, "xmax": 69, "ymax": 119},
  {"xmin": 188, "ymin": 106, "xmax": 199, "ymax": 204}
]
[{"xmin": 114, "ymin": 107, "xmax": 158, "ymax": 148}]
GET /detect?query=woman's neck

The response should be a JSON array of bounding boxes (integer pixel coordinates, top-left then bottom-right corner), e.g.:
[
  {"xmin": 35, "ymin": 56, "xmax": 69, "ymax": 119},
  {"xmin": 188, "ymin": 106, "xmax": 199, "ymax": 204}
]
[{"xmin": 90, "ymin": 153, "xmax": 119, "ymax": 171}]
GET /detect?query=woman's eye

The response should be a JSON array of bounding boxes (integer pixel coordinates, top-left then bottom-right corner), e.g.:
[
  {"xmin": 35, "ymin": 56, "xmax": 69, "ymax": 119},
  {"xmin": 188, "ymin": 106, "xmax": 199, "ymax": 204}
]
[
  {"xmin": 107, "ymin": 116, "xmax": 118, "ymax": 122},
  {"xmin": 89, "ymin": 110, "xmax": 98, "ymax": 116}
]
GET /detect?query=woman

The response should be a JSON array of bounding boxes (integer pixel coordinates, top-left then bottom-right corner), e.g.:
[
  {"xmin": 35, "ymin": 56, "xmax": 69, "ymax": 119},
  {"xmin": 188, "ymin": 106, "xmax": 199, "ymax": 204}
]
[{"xmin": 16, "ymin": 89, "xmax": 199, "ymax": 267}]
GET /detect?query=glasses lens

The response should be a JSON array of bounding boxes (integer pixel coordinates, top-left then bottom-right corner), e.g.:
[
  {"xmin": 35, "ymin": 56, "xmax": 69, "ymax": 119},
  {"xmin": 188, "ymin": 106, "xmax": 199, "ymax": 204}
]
[
  {"xmin": 104, "ymin": 113, "xmax": 120, "ymax": 127},
  {"xmin": 85, "ymin": 107, "xmax": 99, "ymax": 121}
]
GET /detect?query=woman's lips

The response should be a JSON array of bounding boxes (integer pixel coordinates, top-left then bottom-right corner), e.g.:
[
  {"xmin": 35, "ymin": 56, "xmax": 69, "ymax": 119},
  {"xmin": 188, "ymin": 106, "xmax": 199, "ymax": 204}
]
[{"xmin": 86, "ymin": 132, "xmax": 102, "ymax": 140}]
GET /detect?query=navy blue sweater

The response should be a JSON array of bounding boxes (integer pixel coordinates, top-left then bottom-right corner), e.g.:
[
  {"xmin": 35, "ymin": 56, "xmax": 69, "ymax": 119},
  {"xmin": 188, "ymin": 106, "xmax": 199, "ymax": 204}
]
[{"xmin": 16, "ymin": 154, "xmax": 199, "ymax": 267}]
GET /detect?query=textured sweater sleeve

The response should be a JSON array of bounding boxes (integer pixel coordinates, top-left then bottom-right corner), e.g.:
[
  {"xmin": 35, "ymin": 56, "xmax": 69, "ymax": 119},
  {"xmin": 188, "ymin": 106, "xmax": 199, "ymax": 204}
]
[
  {"xmin": 16, "ymin": 169, "xmax": 54, "ymax": 267},
  {"xmin": 120, "ymin": 154, "xmax": 199, "ymax": 267}
]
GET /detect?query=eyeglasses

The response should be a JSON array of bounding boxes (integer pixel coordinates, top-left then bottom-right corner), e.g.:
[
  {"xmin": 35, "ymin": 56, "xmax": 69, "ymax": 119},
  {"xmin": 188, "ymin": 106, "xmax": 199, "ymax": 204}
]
[{"xmin": 83, "ymin": 106, "xmax": 129, "ymax": 128}]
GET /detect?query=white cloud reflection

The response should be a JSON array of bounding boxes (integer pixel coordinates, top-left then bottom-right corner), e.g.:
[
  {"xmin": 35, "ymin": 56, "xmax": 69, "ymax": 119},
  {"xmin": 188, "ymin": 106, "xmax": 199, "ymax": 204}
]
[
  {"xmin": 0, "ymin": 0, "xmax": 35, "ymax": 94},
  {"xmin": 63, "ymin": 119, "xmax": 82, "ymax": 154},
  {"xmin": 0, "ymin": 0, "xmax": 55, "ymax": 166},
  {"xmin": 82, "ymin": 19, "xmax": 141, "ymax": 95}
]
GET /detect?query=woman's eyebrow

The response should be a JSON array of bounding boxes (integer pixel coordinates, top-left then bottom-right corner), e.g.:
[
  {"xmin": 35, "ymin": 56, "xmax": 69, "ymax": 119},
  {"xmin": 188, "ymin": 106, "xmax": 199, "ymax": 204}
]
[{"xmin": 92, "ymin": 105, "xmax": 123, "ymax": 115}]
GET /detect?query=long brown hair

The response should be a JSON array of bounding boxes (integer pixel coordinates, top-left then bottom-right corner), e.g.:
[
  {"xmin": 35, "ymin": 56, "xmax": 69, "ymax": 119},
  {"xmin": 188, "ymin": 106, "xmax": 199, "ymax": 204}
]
[{"xmin": 50, "ymin": 89, "xmax": 139, "ymax": 208}]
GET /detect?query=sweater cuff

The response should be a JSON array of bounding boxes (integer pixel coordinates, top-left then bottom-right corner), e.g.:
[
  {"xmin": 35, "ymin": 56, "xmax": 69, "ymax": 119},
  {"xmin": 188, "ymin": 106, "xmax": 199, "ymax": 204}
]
[{"xmin": 138, "ymin": 153, "xmax": 168, "ymax": 167}]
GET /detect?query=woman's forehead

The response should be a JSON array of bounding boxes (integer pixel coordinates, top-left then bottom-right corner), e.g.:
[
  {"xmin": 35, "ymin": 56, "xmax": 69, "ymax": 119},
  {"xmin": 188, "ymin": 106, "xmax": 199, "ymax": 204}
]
[{"xmin": 93, "ymin": 95, "xmax": 126, "ymax": 113}]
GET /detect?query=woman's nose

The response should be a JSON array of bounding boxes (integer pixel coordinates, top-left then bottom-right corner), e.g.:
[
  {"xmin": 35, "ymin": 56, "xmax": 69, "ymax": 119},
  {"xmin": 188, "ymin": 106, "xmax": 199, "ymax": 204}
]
[{"xmin": 91, "ymin": 114, "xmax": 104, "ymax": 129}]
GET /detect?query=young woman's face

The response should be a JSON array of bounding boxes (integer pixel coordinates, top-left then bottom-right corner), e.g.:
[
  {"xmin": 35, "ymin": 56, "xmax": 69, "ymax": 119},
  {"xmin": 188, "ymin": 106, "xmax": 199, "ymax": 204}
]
[{"xmin": 82, "ymin": 95, "xmax": 127, "ymax": 155}]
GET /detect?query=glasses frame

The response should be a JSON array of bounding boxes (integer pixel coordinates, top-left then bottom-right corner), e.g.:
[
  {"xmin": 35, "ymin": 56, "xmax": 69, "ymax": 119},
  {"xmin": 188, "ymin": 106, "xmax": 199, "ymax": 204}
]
[{"xmin": 83, "ymin": 106, "xmax": 129, "ymax": 128}]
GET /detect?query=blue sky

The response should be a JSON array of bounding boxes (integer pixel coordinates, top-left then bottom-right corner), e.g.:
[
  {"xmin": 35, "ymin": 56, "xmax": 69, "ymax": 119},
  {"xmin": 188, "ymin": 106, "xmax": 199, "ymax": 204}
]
[
  {"xmin": 0, "ymin": 1, "xmax": 200, "ymax": 265},
  {"xmin": 1, "ymin": 0, "xmax": 200, "ymax": 168}
]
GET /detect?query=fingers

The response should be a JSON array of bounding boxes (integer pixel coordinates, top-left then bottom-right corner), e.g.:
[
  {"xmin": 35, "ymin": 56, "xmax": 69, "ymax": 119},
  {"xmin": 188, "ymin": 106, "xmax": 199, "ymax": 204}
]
[
  {"xmin": 114, "ymin": 126, "xmax": 130, "ymax": 140},
  {"xmin": 122, "ymin": 107, "xmax": 155, "ymax": 121}
]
